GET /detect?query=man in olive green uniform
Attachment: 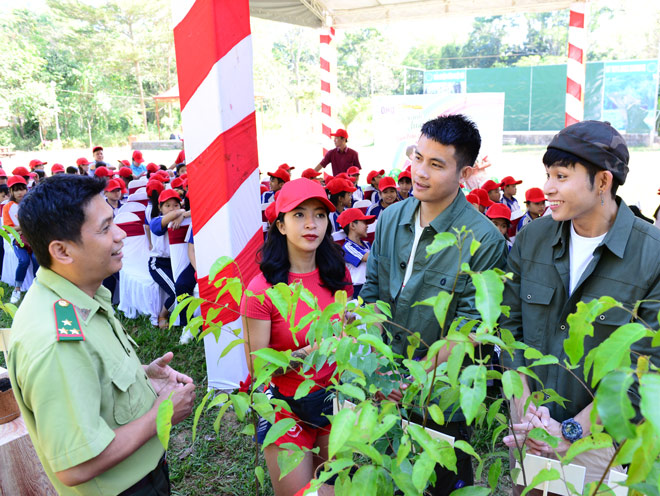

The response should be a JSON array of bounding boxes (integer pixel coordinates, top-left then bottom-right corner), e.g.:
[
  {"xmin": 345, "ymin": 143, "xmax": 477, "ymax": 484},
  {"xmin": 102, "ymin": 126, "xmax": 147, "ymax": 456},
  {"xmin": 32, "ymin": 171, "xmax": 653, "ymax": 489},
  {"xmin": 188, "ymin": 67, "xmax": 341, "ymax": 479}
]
[
  {"xmin": 361, "ymin": 115, "xmax": 507, "ymax": 495},
  {"xmin": 500, "ymin": 121, "xmax": 660, "ymax": 483},
  {"xmin": 7, "ymin": 175, "xmax": 195, "ymax": 495}
]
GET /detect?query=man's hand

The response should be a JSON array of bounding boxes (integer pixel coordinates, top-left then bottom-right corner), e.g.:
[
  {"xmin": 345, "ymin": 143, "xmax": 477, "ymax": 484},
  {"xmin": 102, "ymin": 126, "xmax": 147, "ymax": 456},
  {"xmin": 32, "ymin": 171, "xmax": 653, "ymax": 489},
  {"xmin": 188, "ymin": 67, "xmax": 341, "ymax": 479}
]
[
  {"xmin": 156, "ymin": 382, "xmax": 196, "ymax": 426},
  {"xmin": 144, "ymin": 352, "xmax": 193, "ymax": 395},
  {"xmin": 503, "ymin": 405, "xmax": 571, "ymax": 455}
]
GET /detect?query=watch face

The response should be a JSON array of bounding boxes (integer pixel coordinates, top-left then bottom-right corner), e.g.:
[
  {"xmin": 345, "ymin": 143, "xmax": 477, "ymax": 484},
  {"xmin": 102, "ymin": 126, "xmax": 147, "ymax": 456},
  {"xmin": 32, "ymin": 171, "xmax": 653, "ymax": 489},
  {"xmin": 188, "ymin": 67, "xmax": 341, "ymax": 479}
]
[
  {"xmin": 562, "ymin": 419, "xmax": 582, "ymax": 441},
  {"xmin": 564, "ymin": 422, "xmax": 579, "ymax": 437}
]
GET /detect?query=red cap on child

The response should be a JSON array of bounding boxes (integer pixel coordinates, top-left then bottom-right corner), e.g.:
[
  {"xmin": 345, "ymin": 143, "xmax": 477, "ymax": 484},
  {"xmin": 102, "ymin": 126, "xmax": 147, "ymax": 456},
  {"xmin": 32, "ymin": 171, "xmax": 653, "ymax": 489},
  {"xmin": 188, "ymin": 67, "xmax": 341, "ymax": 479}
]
[
  {"xmin": 525, "ymin": 188, "xmax": 546, "ymax": 203},
  {"xmin": 8, "ymin": 176, "xmax": 27, "ymax": 188},
  {"xmin": 326, "ymin": 178, "xmax": 356, "ymax": 195},
  {"xmin": 481, "ymin": 179, "xmax": 501, "ymax": 192},
  {"xmin": 275, "ymin": 178, "xmax": 335, "ymax": 216},
  {"xmin": 301, "ymin": 168, "xmax": 321, "ymax": 179},
  {"xmin": 337, "ymin": 208, "xmax": 376, "ymax": 228},
  {"xmin": 158, "ymin": 189, "xmax": 181, "ymax": 204},
  {"xmin": 367, "ymin": 170, "xmax": 385, "ymax": 184},
  {"xmin": 146, "ymin": 180, "xmax": 164, "ymax": 197},
  {"xmin": 378, "ymin": 176, "xmax": 397, "ymax": 191},
  {"xmin": 486, "ymin": 203, "xmax": 511, "ymax": 221}
]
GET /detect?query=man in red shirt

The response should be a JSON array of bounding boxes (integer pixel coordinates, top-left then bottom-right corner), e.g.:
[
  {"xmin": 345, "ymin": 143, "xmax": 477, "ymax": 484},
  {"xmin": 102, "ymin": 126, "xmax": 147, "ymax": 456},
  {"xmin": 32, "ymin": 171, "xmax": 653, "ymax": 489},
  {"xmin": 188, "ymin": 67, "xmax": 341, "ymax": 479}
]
[{"xmin": 314, "ymin": 128, "xmax": 361, "ymax": 176}]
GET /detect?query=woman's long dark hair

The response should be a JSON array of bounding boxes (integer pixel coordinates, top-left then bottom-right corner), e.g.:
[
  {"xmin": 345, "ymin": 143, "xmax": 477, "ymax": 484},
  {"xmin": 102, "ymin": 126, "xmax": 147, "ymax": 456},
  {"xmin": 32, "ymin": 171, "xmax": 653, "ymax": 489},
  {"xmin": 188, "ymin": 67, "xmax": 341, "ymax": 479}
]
[
  {"xmin": 148, "ymin": 190, "xmax": 161, "ymax": 219},
  {"xmin": 259, "ymin": 212, "xmax": 349, "ymax": 293}
]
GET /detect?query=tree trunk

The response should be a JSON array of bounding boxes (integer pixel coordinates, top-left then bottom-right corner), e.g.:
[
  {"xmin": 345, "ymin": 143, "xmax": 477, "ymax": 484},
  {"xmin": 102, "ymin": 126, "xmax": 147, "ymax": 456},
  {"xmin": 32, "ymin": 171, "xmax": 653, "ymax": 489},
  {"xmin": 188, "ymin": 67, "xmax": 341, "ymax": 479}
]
[
  {"xmin": 135, "ymin": 60, "xmax": 148, "ymax": 133},
  {"xmin": 87, "ymin": 119, "xmax": 92, "ymax": 148}
]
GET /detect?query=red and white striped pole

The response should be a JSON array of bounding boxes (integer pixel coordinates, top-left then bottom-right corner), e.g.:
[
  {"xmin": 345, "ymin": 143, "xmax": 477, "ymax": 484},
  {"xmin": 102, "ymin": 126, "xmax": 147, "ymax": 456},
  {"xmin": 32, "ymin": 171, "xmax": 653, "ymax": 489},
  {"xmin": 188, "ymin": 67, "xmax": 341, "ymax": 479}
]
[
  {"xmin": 172, "ymin": 0, "xmax": 261, "ymax": 389},
  {"xmin": 320, "ymin": 26, "xmax": 337, "ymax": 156},
  {"xmin": 565, "ymin": 1, "xmax": 587, "ymax": 127}
]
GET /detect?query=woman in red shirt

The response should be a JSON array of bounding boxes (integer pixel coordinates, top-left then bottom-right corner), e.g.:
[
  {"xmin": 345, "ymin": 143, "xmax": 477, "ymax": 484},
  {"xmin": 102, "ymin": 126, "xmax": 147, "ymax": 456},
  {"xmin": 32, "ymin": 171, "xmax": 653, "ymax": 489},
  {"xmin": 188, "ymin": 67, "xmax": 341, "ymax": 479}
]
[{"xmin": 242, "ymin": 178, "xmax": 351, "ymax": 496}]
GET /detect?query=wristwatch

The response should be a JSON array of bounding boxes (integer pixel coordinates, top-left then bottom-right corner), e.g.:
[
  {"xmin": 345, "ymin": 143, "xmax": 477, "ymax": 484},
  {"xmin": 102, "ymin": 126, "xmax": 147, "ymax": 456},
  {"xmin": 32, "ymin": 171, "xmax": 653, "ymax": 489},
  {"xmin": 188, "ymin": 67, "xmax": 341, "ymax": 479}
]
[{"xmin": 561, "ymin": 418, "xmax": 583, "ymax": 442}]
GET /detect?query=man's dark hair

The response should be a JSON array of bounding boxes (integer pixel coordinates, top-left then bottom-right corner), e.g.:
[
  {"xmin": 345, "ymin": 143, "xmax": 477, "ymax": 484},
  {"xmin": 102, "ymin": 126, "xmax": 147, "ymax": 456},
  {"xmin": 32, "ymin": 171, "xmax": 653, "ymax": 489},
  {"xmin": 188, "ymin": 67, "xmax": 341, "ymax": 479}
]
[
  {"xmin": 0, "ymin": 184, "xmax": 8, "ymax": 196},
  {"xmin": 420, "ymin": 114, "xmax": 481, "ymax": 170},
  {"xmin": 66, "ymin": 166, "xmax": 78, "ymax": 174},
  {"xmin": 35, "ymin": 170, "xmax": 45, "ymax": 179},
  {"xmin": 17, "ymin": 175, "xmax": 105, "ymax": 268},
  {"xmin": 543, "ymin": 148, "xmax": 619, "ymax": 199}
]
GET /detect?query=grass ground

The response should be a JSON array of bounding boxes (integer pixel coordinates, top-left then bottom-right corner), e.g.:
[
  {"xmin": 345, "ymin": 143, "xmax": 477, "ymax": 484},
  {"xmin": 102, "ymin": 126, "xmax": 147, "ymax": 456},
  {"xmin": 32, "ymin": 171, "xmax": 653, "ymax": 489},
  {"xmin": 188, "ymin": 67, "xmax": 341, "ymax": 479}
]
[{"xmin": 1, "ymin": 281, "xmax": 513, "ymax": 495}]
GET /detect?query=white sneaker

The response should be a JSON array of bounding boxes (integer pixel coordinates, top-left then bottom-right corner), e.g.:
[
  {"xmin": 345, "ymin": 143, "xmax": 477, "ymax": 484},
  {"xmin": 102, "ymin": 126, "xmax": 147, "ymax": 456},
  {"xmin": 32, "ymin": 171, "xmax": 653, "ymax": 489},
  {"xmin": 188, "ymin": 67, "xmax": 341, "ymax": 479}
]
[{"xmin": 9, "ymin": 289, "xmax": 21, "ymax": 304}]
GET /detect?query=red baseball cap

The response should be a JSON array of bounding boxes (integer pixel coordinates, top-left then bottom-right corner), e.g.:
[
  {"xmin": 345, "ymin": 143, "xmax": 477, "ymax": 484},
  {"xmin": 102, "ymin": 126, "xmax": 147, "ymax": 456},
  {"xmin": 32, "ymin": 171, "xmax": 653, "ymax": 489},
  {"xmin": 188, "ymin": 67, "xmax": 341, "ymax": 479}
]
[
  {"xmin": 323, "ymin": 172, "xmax": 333, "ymax": 183},
  {"xmin": 337, "ymin": 208, "xmax": 376, "ymax": 228},
  {"xmin": 118, "ymin": 167, "xmax": 133, "ymax": 178},
  {"xmin": 278, "ymin": 163, "xmax": 295, "ymax": 171},
  {"xmin": 367, "ymin": 169, "xmax": 385, "ymax": 184},
  {"xmin": 94, "ymin": 166, "xmax": 112, "ymax": 178},
  {"xmin": 76, "ymin": 157, "xmax": 91, "ymax": 166},
  {"xmin": 171, "ymin": 177, "xmax": 185, "ymax": 189},
  {"xmin": 398, "ymin": 170, "xmax": 411, "ymax": 181},
  {"xmin": 465, "ymin": 192, "xmax": 480, "ymax": 206},
  {"xmin": 146, "ymin": 180, "xmax": 164, "ymax": 197},
  {"xmin": 378, "ymin": 176, "xmax": 397, "ymax": 191},
  {"xmin": 268, "ymin": 169, "xmax": 290, "ymax": 183},
  {"xmin": 500, "ymin": 176, "xmax": 522, "ymax": 187},
  {"xmin": 8, "ymin": 176, "xmax": 27, "ymax": 188},
  {"xmin": 156, "ymin": 170, "xmax": 171, "ymax": 183},
  {"xmin": 301, "ymin": 168, "xmax": 321, "ymax": 179},
  {"xmin": 265, "ymin": 201, "xmax": 277, "ymax": 223},
  {"xmin": 335, "ymin": 173, "xmax": 350, "ymax": 180},
  {"xmin": 481, "ymin": 179, "xmax": 502, "ymax": 192},
  {"xmin": 330, "ymin": 129, "xmax": 348, "ymax": 139},
  {"xmin": 347, "ymin": 166, "xmax": 360, "ymax": 176},
  {"xmin": 118, "ymin": 159, "xmax": 131, "ymax": 167},
  {"xmin": 486, "ymin": 203, "xmax": 511, "ymax": 221},
  {"xmin": 12, "ymin": 166, "xmax": 29, "ymax": 177},
  {"xmin": 51, "ymin": 163, "xmax": 65, "ymax": 174},
  {"xmin": 146, "ymin": 163, "xmax": 159, "ymax": 173},
  {"xmin": 326, "ymin": 178, "xmax": 357, "ymax": 195},
  {"xmin": 104, "ymin": 178, "xmax": 124, "ymax": 192},
  {"xmin": 158, "ymin": 189, "xmax": 181, "ymax": 204},
  {"xmin": 92, "ymin": 145, "xmax": 103, "ymax": 153},
  {"xmin": 29, "ymin": 159, "xmax": 47, "ymax": 169},
  {"xmin": 275, "ymin": 178, "xmax": 335, "ymax": 216},
  {"xmin": 525, "ymin": 187, "xmax": 546, "ymax": 203},
  {"xmin": 0, "ymin": 169, "xmax": 6, "ymax": 177},
  {"xmin": 132, "ymin": 150, "xmax": 145, "ymax": 164},
  {"xmin": 472, "ymin": 188, "xmax": 494, "ymax": 208}
]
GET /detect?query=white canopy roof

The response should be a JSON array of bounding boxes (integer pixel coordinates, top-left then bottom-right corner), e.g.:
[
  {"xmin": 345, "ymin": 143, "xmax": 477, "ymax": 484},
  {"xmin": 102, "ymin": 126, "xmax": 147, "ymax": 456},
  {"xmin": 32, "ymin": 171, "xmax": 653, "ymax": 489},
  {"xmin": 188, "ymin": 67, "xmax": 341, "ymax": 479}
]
[{"xmin": 249, "ymin": 0, "xmax": 576, "ymax": 28}]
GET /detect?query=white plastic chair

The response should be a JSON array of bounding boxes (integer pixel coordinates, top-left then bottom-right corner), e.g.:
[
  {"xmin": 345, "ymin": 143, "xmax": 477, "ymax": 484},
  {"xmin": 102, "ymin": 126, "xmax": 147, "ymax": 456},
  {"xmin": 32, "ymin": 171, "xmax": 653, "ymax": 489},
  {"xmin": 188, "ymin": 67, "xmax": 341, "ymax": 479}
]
[
  {"xmin": 128, "ymin": 187, "xmax": 149, "ymax": 207},
  {"xmin": 1, "ymin": 238, "xmax": 35, "ymax": 291},
  {"xmin": 117, "ymin": 202, "xmax": 147, "ymax": 223},
  {"xmin": 127, "ymin": 177, "xmax": 148, "ymax": 195},
  {"xmin": 116, "ymin": 213, "xmax": 163, "ymax": 325}
]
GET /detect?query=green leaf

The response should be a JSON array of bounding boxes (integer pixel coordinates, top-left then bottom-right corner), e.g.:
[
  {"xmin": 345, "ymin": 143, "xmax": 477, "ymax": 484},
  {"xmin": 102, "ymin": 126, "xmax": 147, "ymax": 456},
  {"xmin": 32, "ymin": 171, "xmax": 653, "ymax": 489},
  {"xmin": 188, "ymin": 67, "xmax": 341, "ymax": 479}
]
[
  {"xmin": 329, "ymin": 408, "xmax": 357, "ymax": 458},
  {"xmin": 169, "ymin": 295, "xmax": 193, "ymax": 327},
  {"xmin": 450, "ymin": 486, "xmax": 491, "ymax": 496},
  {"xmin": 447, "ymin": 341, "xmax": 466, "ymax": 385},
  {"xmin": 488, "ymin": 457, "xmax": 502, "ymax": 491},
  {"xmin": 428, "ymin": 404, "xmax": 445, "ymax": 426},
  {"xmin": 192, "ymin": 390, "xmax": 213, "ymax": 443},
  {"xmin": 218, "ymin": 338, "xmax": 245, "ymax": 359},
  {"xmin": 262, "ymin": 418, "xmax": 297, "ymax": 447},
  {"xmin": 469, "ymin": 238, "xmax": 481, "ymax": 256},
  {"xmin": 357, "ymin": 333, "xmax": 394, "ymax": 362},
  {"xmin": 471, "ymin": 271, "xmax": 504, "ymax": 331},
  {"xmin": 584, "ymin": 323, "xmax": 646, "ymax": 386},
  {"xmin": 640, "ymin": 374, "xmax": 660, "ymax": 438},
  {"xmin": 563, "ymin": 433, "xmax": 613, "ymax": 464},
  {"xmin": 426, "ymin": 231, "xmax": 457, "ymax": 256},
  {"xmin": 375, "ymin": 300, "xmax": 392, "ymax": 318},
  {"xmin": 487, "ymin": 398, "xmax": 504, "ymax": 427},
  {"xmin": 414, "ymin": 292, "xmax": 454, "ymax": 331},
  {"xmin": 595, "ymin": 370, "xmax": 636, "ymax": 442},
  {"xmin": 391, "ymin": 462, "xmax": 418, "ymax": 496},
  {"xmin": 277, "ymin": 446, "xmax": 305, "ymax": 479},
  {"xmin": 412, "ymin": 451, "xmax": 435, "ymax": 492},
  {"xmin": 230, "ymin": 393, "xmax": 250, "ymax": 422},
  {"xmin": 459, "ymin": 365, "xmax": 487, "ymax": 425},
  {"xmin": 519, "ymin": 468, "xmax": 560, "ymax": 496},
  {"xmin": 255, "ymin": 466, "xmax": 265, "ymax": 488},
  {"xmin": 266, "ymin": 283, "xmax": 294, "ymax": 321},
  {"xmin": 502, "ymin": 370, "xmax": 523, "ymax": 400},
  {"xmin": 454, "ymin": 439, "xmax": 481, "ymax": 462},
  {"xmin": 252, "ymin": 347, "xmax": 290, "ymax": 368},
  {"xmin": 208, "ymin": 256, "xmax": 234, "ymax": 282},
  {"xmin": 335, "ymin": 382, "xmax": 366, "ymax": 402},
  {"xmin": 564, "ymin": 297, "xmax": 620, "ymax": 366},
  {"xmin": 294, "ymin": 379, "xmax": 316, "ymax": 400},
  {"xmin": 626, "ymin": 421, "xmax": 660, "ymax": 484},
  {"xmin": 351, "ymin": 465, "xmax": 379, "ymax": 493},
  {"xmin": 527, "ymin": 428, "xmax": 559, "ymax": 448},
  {"xmin": 156, "ymin": 395, "xmax": 174, "ymax": 450}
]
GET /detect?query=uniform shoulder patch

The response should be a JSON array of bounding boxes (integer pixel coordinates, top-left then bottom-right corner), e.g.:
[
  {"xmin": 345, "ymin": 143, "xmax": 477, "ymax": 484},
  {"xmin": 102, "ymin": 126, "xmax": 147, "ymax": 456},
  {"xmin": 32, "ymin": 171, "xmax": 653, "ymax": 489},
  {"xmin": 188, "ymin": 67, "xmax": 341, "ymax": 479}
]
[{"xmin": 54, "ymin": 299, "xmax": 85, "ymax": 342}]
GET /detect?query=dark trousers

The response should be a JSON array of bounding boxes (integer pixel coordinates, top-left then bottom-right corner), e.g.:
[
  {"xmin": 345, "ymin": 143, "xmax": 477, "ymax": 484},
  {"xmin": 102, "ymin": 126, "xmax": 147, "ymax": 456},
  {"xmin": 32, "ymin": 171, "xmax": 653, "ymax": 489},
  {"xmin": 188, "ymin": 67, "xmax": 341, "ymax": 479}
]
[
  {"xmin": 14, "ymin": 244, "xmax": 38, "ymax": 286},
  {"xmin": 174, "ymin": 263, "xmax": 196, "ymax": 325},
  {"xmin": 118, "ymin": 456, "xmax": 170, "ymax": 496},
  {"xmin": 148, "ymin": 257, "xmax": 176, "ymax": 312}
]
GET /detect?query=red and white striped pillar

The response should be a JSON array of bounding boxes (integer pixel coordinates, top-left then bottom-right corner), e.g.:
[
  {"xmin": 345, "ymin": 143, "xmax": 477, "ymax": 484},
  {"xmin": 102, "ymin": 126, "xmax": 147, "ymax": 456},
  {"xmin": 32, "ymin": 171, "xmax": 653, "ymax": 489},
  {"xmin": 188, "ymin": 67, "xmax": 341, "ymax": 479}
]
[
  {"xmin": 172, "ymin": 0, "xmax": 261, "ymax": 389},
  {"xmin": 320, "ymin": 26, "xmax": 337, "ymax": 156},
  {"xmin": 565, "ymin": 1, "xmax": 588, "ymax": 127}
]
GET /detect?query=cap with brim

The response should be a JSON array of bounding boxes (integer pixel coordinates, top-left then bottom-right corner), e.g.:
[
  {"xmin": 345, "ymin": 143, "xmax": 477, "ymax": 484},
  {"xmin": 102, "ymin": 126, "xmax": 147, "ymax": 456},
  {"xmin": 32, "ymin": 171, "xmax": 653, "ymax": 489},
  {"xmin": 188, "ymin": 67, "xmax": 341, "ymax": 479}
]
[
  {"xmin": 278, "ymin": 163, "xmax": 294, "ymax": 171},
  {"xmin": 268, "ymin": 169, "xmax": 290, "ymax": 183},
  {"xmin": 330, "ymin": 129, "xmax": 348, "ymax": 139},
  {"xmin": 94, "ymin": 166, "xmax": 111, "ymax": 177},
  {"xmin": 347, "ymin": 166, "xmax": 360, "ymax": 175},
  {"xmin": 335, "ymin": 173, "xmax": 350, "ymax": 180},
  {"xmin": 132, "ymin": 150, "xmax": 145, "ymax": 164},
  {"xmin": 12, "ymin": 166, "xmax": 29, "ymax": 177},
  {"xmin": 337, "ymin": 208, "xmax": 376, "ymax": 228},
  {"xmin": 275, "ymin": 178, "xmax": 335, "ymax": 216},
  {"xmin": 29, "ymin": 159, "xmax": 46, "ymax": 169},
  {"xmin": 92, "ymin": 146, "xmax": 103, "ymax": 153},
  {"xmin": 378, "ymin": 176, "xmax": 397, "ymax": 191},
  {"xmin": 147, "ymin": 163, "xmax": 159, "ymax": 173},
  {"xmin": 76, "ymin": 157, "xmax": 90, "ymax": 166},
  {"xmin": 156, "ymin": 171, "xmax": 171, "ymax": 183},
  {"xmin": 118, "ymin": 159, "xmax": 130, "ymax": 167},
  {"xmin": 51, "ymin": 164, "xmax": 65, "ymax": 174},
  {"xmin": 171, "ymin": 177, "xmax": 184, "ymax": 189},
  {"xmin": 525, "ymin": 187, "xmax": 546, "ymax": 203},
  {"xmin": 118, "ymin": 167, "xmax": 133, "ymax": 178},
  {"xmin": 8, "ymin": 176, "xmax": 27, "ymax": 188},
  {"xmin": 159, "ymin": 189, "xmax": 181, "ymax": 204},
  {"xmin": 0, "ymin": 169, "xmax": 6, "ymax": 177},
  {"xmin": 465, "ymin": 192, "xmax": 480, "ymax": 206},
  {"xmin": 500, "ymin": 176, "xmax": 522, "ymax": 186},
  {"xmin": 398, "ymin": 170, "xmax": 411, "ymax": 181},
  {"xmin": 146, "ymin": 180, "xmax": 164, "ymax": 197},
  {"xmin": 104, "ymin": 178, "xmax": 123, "ymax": 192},
  {"xmin": 473, "ymin": 188, "xmax": 494, "ymax": 208},
  {"xmin": 302, "ymin": 168, "xmax": 321, "ymax": 179},
  {"xmin": 326, "ymin": 178, "xmax": 357, "ymax": 195},
  {"xmin": 367, "ymin": 170, "xmax": 385, "ymax": 183},
  {"xmin": 547, "ymin": 120, "xmax": 629, "ymax": 185},
  {"xmin": 323, "ymin": 172, "xmax": 333, "ymax": 183},
  {"xmin": 486, "ymin": 203, "xmax": 511, "ymax": 221},
  {"xmin": 481, "ymin": 179, "xmax": 501, "ymax": 192},
  {"xmin": 265, "ymin": 201, "xmax": 277, "ymax": 223}
]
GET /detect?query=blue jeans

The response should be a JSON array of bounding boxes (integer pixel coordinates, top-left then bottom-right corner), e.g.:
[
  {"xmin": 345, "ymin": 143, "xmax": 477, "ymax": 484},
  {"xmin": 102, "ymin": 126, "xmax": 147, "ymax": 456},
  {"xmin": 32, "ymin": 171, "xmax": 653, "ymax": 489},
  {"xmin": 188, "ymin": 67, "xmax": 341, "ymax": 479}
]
[{"xmin": 14, "ymin": 244, "xmax": 38, "ymax": 286}]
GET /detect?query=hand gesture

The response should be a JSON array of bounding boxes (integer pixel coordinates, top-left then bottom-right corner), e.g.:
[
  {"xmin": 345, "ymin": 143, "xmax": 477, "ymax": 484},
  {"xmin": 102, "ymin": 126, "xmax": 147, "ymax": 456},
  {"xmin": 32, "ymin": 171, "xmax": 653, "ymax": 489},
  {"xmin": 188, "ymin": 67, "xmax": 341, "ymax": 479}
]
[{"xmin": 145, "ymin": 352, "xmax": 193, "ymax": 395}]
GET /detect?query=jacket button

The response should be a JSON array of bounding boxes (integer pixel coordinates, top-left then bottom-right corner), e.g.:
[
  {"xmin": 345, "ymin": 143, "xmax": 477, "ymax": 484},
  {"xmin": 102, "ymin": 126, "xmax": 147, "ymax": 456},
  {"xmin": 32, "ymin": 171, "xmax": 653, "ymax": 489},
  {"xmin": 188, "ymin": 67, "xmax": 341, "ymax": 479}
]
[
  {"xmin": 400, "ymin": 262, "xmax": 406, "ymax": 270},
  {"xmin": 560, "ymin": 324, "xmax": 566, "ymax": 330},
  {"xmin": 599, "ymin": 315, "xmax": 605, "ymax": 320},
  {"xmin": 394, "ymin": 334, "xmax": 402, "ymax": 341},
  {"xmin": 440, "ymin": 278, "xmax": 446, "ymax": 285},
  {"xmin": 527, "ymin": 294, "xmax": 531, "ymax": 300}
]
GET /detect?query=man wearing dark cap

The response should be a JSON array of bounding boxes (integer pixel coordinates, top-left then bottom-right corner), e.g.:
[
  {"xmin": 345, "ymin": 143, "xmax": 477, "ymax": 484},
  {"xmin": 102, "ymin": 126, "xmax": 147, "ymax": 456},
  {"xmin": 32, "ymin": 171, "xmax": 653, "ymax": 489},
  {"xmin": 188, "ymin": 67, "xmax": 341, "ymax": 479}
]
[
  {"xmin": 313, "ymin": 128, "xmax": 361, "ymax": 176},
  {"xmin": 91, "ymin": 146, "xmax": 110, "ymax": 174},
  {"xmin": 500, "ymin": 121, "xmax": 660, "ymax": 484}
]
